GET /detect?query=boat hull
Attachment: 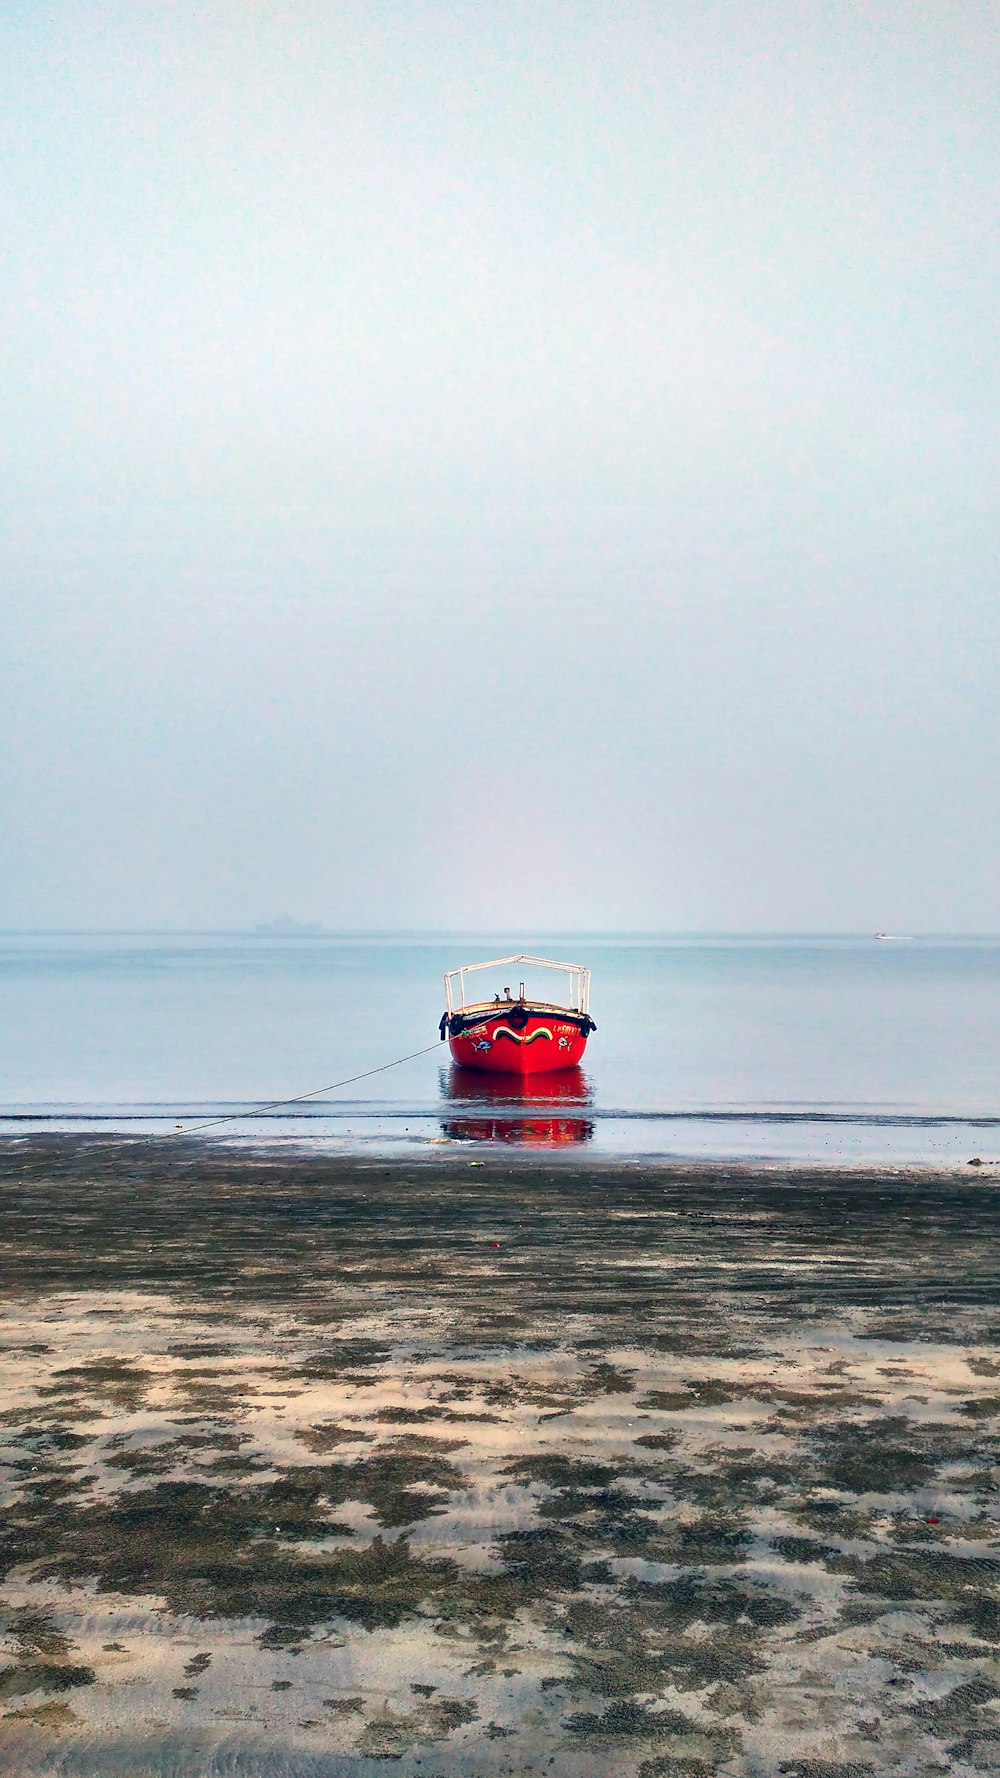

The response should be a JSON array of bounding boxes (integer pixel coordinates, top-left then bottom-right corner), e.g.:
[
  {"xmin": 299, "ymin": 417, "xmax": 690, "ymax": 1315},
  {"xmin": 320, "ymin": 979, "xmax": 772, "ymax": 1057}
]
[{"xmin": 448, "ymin": 1012, "xmax": 589, "ymax": 1073}]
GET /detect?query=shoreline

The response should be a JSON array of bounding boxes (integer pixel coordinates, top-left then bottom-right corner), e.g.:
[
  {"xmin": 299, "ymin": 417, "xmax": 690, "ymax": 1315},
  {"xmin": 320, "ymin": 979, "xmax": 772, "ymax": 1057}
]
[{"xmin": 2, "ymin": 1122, "xmax": 998, "ymax": 1171}]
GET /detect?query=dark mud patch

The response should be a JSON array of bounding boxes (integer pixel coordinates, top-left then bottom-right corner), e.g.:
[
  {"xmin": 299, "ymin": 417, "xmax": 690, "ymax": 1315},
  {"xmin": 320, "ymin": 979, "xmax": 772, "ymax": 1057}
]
[
  {"xmin": 382, "ymin": 1433, "xmax": 470, "ymax": 1453},
  {"xmin": 356, "ymin": 1693, "xmax": 478, "ymax": 1757},
  {"xmin": 501, "ymin": 1456, "xmax": 625, "ymax": 1489},
  {"xmin": 5, "ymin": 1142, "xmax": 1000, "ymax": 1336},
  {"xmin": 565, "ymin": 1697, "xmax": 741, "ymax": 1770},
  {"xmin": 0, "ymin": 1660, "xmax": 95, "ymax": 1700},
  {"xmin": 0, "ymin": 1421, "xmax": 88, "ymax": 1453},
  {"xmin": 104, "ymin": 1430, "xmax": 259, "ymax": 1477},
  {"xmin": 634, "ymin": 1431, "xmax": 680, "ymax": 1452},
  {"xmin": 165, "ymin": 1342, "xmax": 238, "ymax": 1359},
  {"xmin": 808, "ymin": 1416, "xmax": 943, "ymax": 1493},
  {"xmin": 1, "ymin": 1450, "xmax": 477, "ymax": 1636},
  {"xmin": 0, "ymin": 1604, "xmax": 95, "ymax": 1702},
  {"xmin": 624, "ymin": 1572, "xmax": 802, "ymax": 1631},
  {"xmin": 292, "ymin": 1340, "xmax": 391, "ymax": 1380},
  {"xmin": 43, "ymin": 1358, "xmax": 153, "ymax": 1412},
  {"xmin": 835, "ymin": 1547, "xmax": 1000, "ymax": 1638},
  {"xmin": 0, "ymin": 1699, "xmax": 78, "ymax": 1731},
  {"xmin": 295, "ymin": 1422, "xmax": 375, "ymax": 1453},
  {"xmin": 668, "ymin": 1458, "xmax": 804, "ymax": 1510},
  {"xmin": 639, "ymin": 1382, "xmax": 738, "ymax": 1411},
  {"xmin": 957, "ymin": 1392, "xmax": 1000, "ymax": 1418},
  {"xmin": 373, "ymin": 1405, "xmax": 496, "ymax": 1425},
  {"xmin": 777, "ymin": 1764, "xmax": 875, "ymax": 1778}
]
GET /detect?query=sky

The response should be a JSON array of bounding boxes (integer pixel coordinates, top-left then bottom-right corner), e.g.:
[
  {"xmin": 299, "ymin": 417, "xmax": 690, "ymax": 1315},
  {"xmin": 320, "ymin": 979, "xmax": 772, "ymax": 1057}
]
[{"xmin": 1, "ymin": 0, "xmax": 998, "ymax": 932}]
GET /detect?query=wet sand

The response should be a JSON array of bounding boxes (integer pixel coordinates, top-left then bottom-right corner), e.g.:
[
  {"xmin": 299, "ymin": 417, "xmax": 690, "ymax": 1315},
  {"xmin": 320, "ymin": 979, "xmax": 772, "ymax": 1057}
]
[{"xmin": 0, "ymin": 1138, "xmax": 999, "ymax": 1776}]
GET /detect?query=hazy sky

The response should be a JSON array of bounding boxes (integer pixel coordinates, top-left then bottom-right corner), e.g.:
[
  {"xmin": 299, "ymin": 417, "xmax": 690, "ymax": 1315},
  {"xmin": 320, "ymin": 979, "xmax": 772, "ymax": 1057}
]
[{"xmin": 2, "ymin": 2, "xmax": 998, "ymax": 931}]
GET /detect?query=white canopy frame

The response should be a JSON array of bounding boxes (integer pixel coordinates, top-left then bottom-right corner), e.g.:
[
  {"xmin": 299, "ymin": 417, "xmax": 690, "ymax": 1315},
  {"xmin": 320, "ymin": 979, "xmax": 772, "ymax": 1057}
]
[{"xmin": 444, "ymin": 954, "xmax": 591, "ymax": 1017}]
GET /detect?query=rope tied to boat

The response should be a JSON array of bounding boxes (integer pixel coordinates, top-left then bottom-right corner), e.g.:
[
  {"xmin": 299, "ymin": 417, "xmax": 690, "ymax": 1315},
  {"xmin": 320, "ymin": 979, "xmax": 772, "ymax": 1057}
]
[{"xmin": 168, "ymin": 1014, "xmax": 498, "ymax": 1138}]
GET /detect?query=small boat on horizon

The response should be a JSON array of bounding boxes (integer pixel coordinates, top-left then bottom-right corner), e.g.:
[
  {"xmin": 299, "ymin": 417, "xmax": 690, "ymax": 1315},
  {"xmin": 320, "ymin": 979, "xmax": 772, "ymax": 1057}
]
[{"xmin": 439, "ymin": 954, "xmax": 596, "ymax": 1075}]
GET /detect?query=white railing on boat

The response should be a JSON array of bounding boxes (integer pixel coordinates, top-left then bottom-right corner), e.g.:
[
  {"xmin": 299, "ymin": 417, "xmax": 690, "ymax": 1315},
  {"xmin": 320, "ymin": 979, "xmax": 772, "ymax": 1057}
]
[{"xmin": 443, "ymin": 954, "xmax": 591, "ymax": 1016}]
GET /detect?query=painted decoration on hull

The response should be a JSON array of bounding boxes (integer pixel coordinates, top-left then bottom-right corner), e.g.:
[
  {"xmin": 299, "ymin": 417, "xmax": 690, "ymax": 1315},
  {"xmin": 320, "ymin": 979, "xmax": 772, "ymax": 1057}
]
[{"xmin": 448, "ymin": 1014, "xmax": 589, "ymax": 1074}]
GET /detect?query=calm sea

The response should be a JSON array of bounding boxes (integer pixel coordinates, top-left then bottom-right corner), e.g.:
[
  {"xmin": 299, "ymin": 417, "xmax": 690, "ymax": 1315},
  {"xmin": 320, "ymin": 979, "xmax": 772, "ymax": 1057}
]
[{"xmin": 2, "ymin": 933, "xmax": 999, "ymax": 1161}]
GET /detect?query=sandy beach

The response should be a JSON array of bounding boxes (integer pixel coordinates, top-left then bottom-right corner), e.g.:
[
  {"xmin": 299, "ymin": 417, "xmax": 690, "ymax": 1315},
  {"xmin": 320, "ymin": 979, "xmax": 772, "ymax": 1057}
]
[{"xmin": 0, "ymin": 1138, "xmax": 998, "ymax": 1775}]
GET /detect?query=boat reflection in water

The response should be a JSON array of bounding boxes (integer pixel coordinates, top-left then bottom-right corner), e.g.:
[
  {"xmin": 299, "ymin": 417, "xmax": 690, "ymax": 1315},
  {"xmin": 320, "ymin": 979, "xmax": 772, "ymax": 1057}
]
[{"xmin": 439, "ymin": 1065, "xmax": 594, "ymax": 1146}]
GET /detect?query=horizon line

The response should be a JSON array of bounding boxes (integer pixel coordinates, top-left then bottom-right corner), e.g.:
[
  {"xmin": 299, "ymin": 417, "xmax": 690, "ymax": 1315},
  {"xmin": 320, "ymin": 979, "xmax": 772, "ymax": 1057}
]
[{"xmin": 1, "ymin": 927, "xmax": 998, "ymax": 941}]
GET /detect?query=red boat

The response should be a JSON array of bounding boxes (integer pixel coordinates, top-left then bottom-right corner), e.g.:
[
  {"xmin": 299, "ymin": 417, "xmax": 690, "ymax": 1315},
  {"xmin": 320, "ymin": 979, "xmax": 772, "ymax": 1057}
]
[{"xmin": 439, "ymin": 954, "xmax": 596, "ymax": 1075}]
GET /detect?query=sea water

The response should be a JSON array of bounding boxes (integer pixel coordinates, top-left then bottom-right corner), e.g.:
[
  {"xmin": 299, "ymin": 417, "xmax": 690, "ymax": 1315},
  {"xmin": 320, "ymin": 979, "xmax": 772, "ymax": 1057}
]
[{"xmin": 2, "ymin": 932, "xmax": 999, "ymax": 1161}]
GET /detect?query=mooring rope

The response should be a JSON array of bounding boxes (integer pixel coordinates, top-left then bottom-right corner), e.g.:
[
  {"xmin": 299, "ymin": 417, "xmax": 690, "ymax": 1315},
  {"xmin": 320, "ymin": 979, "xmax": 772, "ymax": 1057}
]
[
  {"xmin": 170, "ymin": 1042, "xmax": 446, "ymax": 1137},
  {"xmin": 169, "ymin": 1014, "xmax": 498, "ymax": 1138}
]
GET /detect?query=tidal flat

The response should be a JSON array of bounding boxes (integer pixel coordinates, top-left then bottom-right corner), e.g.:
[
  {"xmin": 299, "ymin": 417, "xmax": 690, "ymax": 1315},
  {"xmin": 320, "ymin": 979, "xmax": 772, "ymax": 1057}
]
[{"xmin": 0, "ymin": 1141, "xmax": 999, "ymax": 1776}]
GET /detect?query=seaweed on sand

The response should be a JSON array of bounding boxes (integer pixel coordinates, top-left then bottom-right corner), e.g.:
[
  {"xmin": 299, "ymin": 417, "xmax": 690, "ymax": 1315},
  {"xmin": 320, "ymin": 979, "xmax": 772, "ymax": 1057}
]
[
  {"xmin": 1, "ymin": 1452, "xmax": 472, "ymax": 1638},
  {"xmin": 0, "ymin": 1604, "xmax": 95, "ymax": 1702}
]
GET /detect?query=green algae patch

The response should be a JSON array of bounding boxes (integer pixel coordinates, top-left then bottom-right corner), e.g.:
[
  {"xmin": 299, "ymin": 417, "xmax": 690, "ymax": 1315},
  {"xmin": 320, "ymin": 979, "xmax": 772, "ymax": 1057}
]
[
  {"xmin": 292, "ymin": 1340, "xmax": 391, "ymax": 1379},
  {"xmin": 536, "ymin": 1483, "xmax": 644, "ymax": 1523},
  {"xmin": 668, "ymin": 1458, "xmax": 801, "ymax": 1510},
  {"xmin": 494, "ymin": 1526, "xmax": 585, "ymax": 1594},
  {"xmin": 0, "ymin": 1661, "xmax": 95, "ymax": 1699},
  {"xmin": 166, "ymin": 1343, "xmax": 237, "ymax": 1360},
  {"xmin": 356, "ymin": 1693, "xmax": 478, "ymax": 1757},
  {"xmin": 2, "ymin": 1452, "xmax": 474, "ymax": 1638},
  {"xmin": 834, "ymin": 1547, "xmax": 1000, "ymax": 1637},
  {"xmin": 640, "ymin": 1382, "xmax": 738, "ymax": 1411},
  {"xmin": 637, "ymin": 1760, "xmax": 727, "ymax": 1778},
  {"xmin": 0, "ymin": 1699, "xmax": 79, "ymax": 1732},
  {"xmin": 809, "ymin": 1416, "xmax": 942, "ymax": 1492},
  {"xmin": 44, "ymin": 1358, "xmax": 153, "ymax": 1412},
  {"xmin": 907, "ymin": 1675, "xmax": 1000, "ymax": 1726},
  {"xmin": 374, "ymin": 1404, "xmax": 497, "ymax": 1424},
  {"xmin": 381, "ymin": 1433, "xmax": 470, "ymax": 1453},
  {"xmin": 564, "ymin": 1697, "xmax": 741, "ymax": 1770},
  {"xmin": 295, "ymin": 1421, "xmax": 375, "ymax": 1452},
  {"xmin": 94, "ymin": 1510, "xmax": 461, "ymax": 1635},
  {"xmin": 0, "ymin": 1420, "xmax": 89, "ymax": 1452},
  {"xmin": 770, "ymin": 1534, "xmax": 842, "ymax": 1567},
  {"xmin": 1, "ymin": 1605, "xmax": 72, "ymax": 1660},
  {"xmin": 105, "ymin": 1431, "xmax": 259, "ymax": 1477},
  {"xmin": 775, "ymin": 1764, "xmax": 875, "ymax": 1778},
  {"xmin": 501, "ymin": 1455, "xmax": 624, "ymax": 1489},
  {"xmin": 16, "ymin": 1450, "xmax": 466, "ymax": 1567},
  {"xmin": 565, "ymin": 1700, "xmax": 699, "ymax": 1735},
  {"xmin": 623, "ymin": 1572, "xmax": 801, "ymax": 1631},
  {"xmin": 958, "ymin": 1393, "xmax": 1000, "ymax": 1418},
  {"xmin": 566, "ymin": 1582, "xmax": 779, "ymax": 1699},
  {"xmin": 0, "ymin": 1605, "xmax": 95, "ymax": 1704},
  {"xmin": 663, "ymin": 1513, "xmax": 753, "ymax": 1565},
  {"xmin": 579, "ymin": 1361, "xmax": 637, "ymax": 1395}
]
